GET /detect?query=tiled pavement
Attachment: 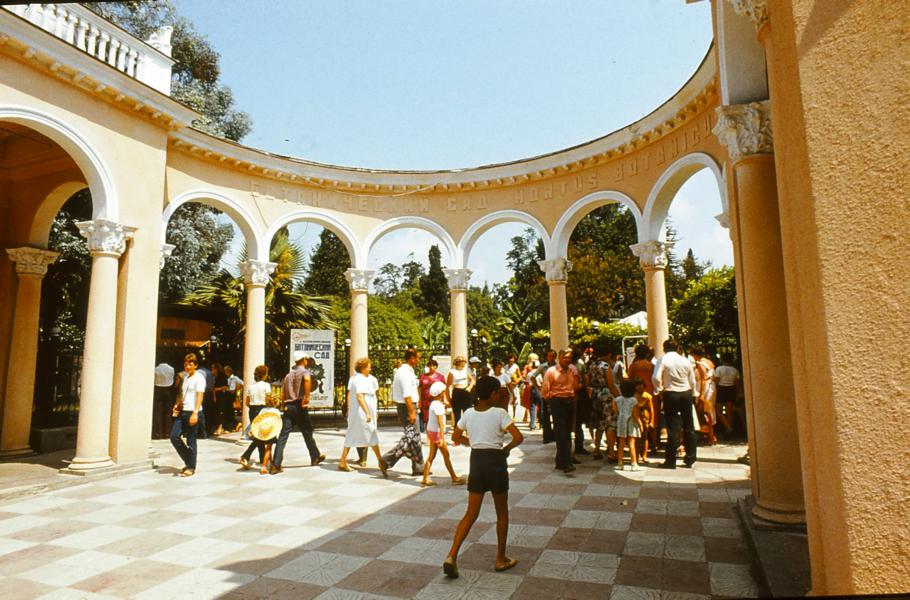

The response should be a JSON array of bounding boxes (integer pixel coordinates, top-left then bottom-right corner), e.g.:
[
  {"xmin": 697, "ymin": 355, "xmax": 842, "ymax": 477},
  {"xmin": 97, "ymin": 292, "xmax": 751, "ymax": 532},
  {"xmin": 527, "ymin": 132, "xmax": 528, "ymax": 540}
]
[{"xmin": 0, "ymin": 425, "xmax": 760, "ymax": 599}]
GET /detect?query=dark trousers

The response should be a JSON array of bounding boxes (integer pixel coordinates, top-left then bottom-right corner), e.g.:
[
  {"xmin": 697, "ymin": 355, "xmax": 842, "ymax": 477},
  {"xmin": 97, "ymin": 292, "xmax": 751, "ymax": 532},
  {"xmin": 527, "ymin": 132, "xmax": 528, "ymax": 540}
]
[
  {"xmin": 574, "ymin": 415, "xmax": 586, "ymax": 453},
  {"xmin": 152, "ymin": 386, "xmax": 172, "ymax": 439},
  {"xmin": 170, "ymin": 410, "xmax": 198, "ymax": 470},
  {"xmin": 663, "ymin": 391, "xmax": 697, "ymax": 466},
  {"xmin": 550, "ymin": 397, "xmax": 574, "ymax": 469},
  {"xmin": 241, "ymin": 405, "xmax": 265, "ymax": 463},
  {"xmin": 273, "ymin": 402, "xmax": 321, "ymax": 467},
  {"xmin": 219, "ymin": 392, "xmax": 236, "ymax": 431},
  {"xmin": 540, "ymin": 396, "xmax": 554, "ymax": 443}
]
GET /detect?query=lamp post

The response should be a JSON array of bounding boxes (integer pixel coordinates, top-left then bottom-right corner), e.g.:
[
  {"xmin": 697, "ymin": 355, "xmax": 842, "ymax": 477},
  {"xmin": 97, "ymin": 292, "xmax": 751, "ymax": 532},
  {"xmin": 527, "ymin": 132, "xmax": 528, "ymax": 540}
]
[{"xmin": 470, "ymin": 328, "xmax": 478, "ymax": 359}]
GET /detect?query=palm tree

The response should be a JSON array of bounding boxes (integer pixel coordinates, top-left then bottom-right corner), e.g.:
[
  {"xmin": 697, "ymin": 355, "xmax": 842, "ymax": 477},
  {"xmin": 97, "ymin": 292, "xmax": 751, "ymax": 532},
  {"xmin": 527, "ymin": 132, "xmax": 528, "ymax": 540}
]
[
  {"xmin": 496, "ymin": 298, "xmax": 541, "ymax": 355},
  {"xmin": 181, "ymin": 228, "xmax": 335, "ymax": 373}
]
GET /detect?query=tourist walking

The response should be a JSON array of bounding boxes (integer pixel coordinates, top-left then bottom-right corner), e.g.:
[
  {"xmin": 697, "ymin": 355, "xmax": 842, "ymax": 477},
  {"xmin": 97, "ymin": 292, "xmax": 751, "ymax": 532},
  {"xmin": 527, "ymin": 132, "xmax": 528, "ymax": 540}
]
[
  {"xmin": 339, "ymin": 357, "xmax": 388, "ymax": 476},
  {"xmin": 419, "ymin": 358, "xmax": 446, "ymax": 434},
  {"xmin": 170, "ymin": 353, "xmax": 205, "ymax": 477},
  {"xmin": 447, "ymin": 356, "xmax": 475, "ymax": 427},
  {"xmin": 613, "ymin": 379, "xmax": 642, "ymax": 471},
  {"xmin": 272, "ymin": 351, "xmax": 326, "ymax": 472},
  {"xmin": 153, "ymin": 359, "xmax": 174, "ymax": 439},
  {"xmin": 421, "ymin": 381, "xmax": 466, "ymax": 487},
  {"xmin": 382, "ymin": 348, "xmax": 425, "ymax": 476},
  {"xmin": 532, "ymin": 349, "xmax": 557, "ymax": 443},
  {"xmin": 654, "ymin": 340, "xmax": 698, "ymax": 468},
  {"xmin": 244, "ymin": 391, "xmax": 283, "ymax": 475},
  {"xmin": 239, "ymin": 364, "xmax": 271, "ymax": 469},
  {"xmin": 542, "ymin": 348, "xmax": 581, "ymax": 474},
  {"xmin": 714, "ymin": 353, "xmax": 743, "ymax": 437},
  {"xmin": 443, "ymin": 376, "xmax": 523, "ymax": 578}
]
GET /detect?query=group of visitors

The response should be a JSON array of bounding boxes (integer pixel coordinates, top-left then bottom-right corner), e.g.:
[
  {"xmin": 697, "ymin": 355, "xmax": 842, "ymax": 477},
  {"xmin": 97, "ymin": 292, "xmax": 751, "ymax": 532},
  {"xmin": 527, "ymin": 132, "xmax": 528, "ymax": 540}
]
[{"xmin": 153, "ymin": 357, "xmax": 244, "ymax": 440}]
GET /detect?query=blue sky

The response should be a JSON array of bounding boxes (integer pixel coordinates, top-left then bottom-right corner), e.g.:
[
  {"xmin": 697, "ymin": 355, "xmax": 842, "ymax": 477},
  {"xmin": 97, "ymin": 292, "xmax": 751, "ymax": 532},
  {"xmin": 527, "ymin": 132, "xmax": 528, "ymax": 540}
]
[{"xmin": 176, "ymin": 0, "xmax": 731, "ymax": 285}]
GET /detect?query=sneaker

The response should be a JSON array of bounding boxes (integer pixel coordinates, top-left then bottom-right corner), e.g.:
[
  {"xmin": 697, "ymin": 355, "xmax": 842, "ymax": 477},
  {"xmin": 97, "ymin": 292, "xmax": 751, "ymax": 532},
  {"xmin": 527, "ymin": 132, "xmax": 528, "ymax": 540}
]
[{"xmin": 615, "ymin": 464, "xmax": 625, "ymax": 471}]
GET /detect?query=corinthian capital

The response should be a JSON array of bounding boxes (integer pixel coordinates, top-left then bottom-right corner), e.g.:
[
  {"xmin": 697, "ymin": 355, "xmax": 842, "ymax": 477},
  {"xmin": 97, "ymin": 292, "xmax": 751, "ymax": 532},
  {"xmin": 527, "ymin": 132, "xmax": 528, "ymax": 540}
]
[
  {"xmin": 160, "ymin": 243, "xmax": 175, "ymax": 269},
  {"xmin": 537, "ymin": 258, "xmax": 572, "ymax": 283},
  {"xmin": 345, "ymin": 268, "xmax": 375, "ymax": 292},
  {"xmin": 76, "ymin": 219, "xmax": 136, "ymax": 257},
  {"xmin": 630, "ymin": 241, "xmax": 670, "ymax": 271},
  {"xmin": 729, "ymin": 0, "xmax": 769, "ymax": 31},
  {"xmin": 240, "ymin": 259, "xmax": 276, "ymax": 287},
  {"xmin": 443, "ymin": 268, "xmax": 472, "ymax": 291},
  {"xmin": 713, "ymin": 100, "xmax": 773, "ymax": 163},
  {"xmin": 6, "ymin": 247, "xmax": 59, "ymax": 277}
]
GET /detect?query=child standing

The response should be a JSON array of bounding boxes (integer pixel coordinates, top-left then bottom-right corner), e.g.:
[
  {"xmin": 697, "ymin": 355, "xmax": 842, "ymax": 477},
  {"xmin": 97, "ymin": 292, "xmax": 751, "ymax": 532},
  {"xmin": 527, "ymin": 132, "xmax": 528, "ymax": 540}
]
[
  {"xmin": 632, "ymin": 377, "xmax": 653, "ymax": 464},
  {"xmin": 422, "ymin": 381, "xmax": 467, "ymax": 487},
  {"xmin": 613, "ymin": 379, "xmax": 642, "ymax": 471},
  {"xmin": 444, "ymin": 376, "xmax": 523, "ymax": 578}
]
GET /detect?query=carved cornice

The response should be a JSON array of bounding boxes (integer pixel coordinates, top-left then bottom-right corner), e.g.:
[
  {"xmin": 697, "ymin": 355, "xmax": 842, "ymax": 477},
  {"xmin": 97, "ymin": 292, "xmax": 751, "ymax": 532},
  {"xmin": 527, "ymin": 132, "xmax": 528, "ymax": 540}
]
[
  {"xmin": 345, "ymin": 268, "xmax": 375, "ymax": 293},
  {"xmin": 713, "ymin": 100, "xmax": 772, "ymax": 163},
  {"xmin": 6, "ymin": 246, "xmax": 59, "ymax": 276},
  {"xmin": 729, "ymin": 0, "xmax": 769, "ymax": 31},
  {"xmin": 443, "ymin": 268, "xmax": 472, "ymax": 291},
  {"xmin": 240, "ymin": 260, "xmax": 276, "ymax": 287},
  {"xmin": 160, "ymin": 243, "xmax": 175, "ymax": 269},
  {"xmin": 76, "ymin": 219, "xmax": 135, "ymax": 257},
  {"xmin": 537, "ymin": 258, "xmax": 572, "ymax": 283},
  {"xmin": 630, "ymin": 241, "xmax": 670, "ymax": 271}
]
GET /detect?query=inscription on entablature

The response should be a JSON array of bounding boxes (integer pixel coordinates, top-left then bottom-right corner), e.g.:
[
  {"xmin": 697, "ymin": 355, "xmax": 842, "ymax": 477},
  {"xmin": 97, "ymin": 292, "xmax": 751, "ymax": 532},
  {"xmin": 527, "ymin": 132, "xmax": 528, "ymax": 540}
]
[
  {"xmin": 613, "ymin": 112, "xmax": 715, "ymax": 182},
  {"xmin": 445, "ymin": 195, "xmax": 489, "ymax": 211},
  {"xmin": 290, "ymin": 188, "xmax": 432, "ymax": 214},
  {"xmin": 513, "ymin": 172, "xmax": 599, "ymax": 205}
]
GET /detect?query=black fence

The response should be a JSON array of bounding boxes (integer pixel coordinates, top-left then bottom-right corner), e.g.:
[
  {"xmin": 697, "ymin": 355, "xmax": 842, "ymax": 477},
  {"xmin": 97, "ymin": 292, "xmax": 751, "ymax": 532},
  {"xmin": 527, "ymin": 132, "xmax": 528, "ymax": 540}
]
[{"xmin": 33, "ymin": 349, "xmax": 81, "ymax": 428}]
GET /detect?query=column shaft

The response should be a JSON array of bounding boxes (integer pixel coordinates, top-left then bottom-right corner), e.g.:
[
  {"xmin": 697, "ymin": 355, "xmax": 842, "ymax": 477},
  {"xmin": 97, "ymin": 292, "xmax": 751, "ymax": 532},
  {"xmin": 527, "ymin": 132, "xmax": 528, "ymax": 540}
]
[
  {"xmin": 547, "ymin": 281, "xmax": 569, "ymax": 351},
  {"xmin": 242, "ymin": 283, "xmax": 266, "ymax": 430},
  {"xmin": 643, "ymin": 267, "xmax": 669, "ymax": 357},
  {"xmin": 0, "ymin": 274, "xmax": 44, "ymax": 455},
  {"xmin": 450, "ymin": 289, "xmax": 468, "ymax": 359},
  {"xmin": 350, "ymin": 289, "xmax": 368, "ymax": 373}
]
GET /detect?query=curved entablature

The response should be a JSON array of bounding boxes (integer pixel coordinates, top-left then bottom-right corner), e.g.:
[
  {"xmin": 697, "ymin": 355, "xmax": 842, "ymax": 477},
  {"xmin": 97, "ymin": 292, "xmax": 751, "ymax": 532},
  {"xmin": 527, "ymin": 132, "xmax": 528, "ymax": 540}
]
[
  {"xmin": 169, "ymin": 46, "xmax": 718, "ymax": 194},
  {"xmin": 264, "ymin": 210, "xmax": 362, "ymax": 269},
  {"xmin": 551, "ymin": 191, "xmax": 644, "ymax": 260}
]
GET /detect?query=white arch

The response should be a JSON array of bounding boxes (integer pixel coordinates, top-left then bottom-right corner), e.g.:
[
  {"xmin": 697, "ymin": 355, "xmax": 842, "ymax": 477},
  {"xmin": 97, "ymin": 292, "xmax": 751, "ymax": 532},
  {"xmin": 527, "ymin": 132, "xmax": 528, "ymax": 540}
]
[
  {"xmin": 458, "ymin": 209, "xmax": 552, "ymax": 267},
  {"xmin": 364, "ymin": 216, "xmax": 458, "ymax": 270},
  {"xmin": 265, "ymin": 209, "xmax": 362, "ymax": 269},
  {"xmin": 162, "ymin": 190, "xmax": 266, "ymax": 260},
  {"xmin": 28, "ymin": 181, "xmax": 89, "ymax": 247},
  {"xmin": 642, "ymin": 152, "xmax": 726, "ymax": 242},
  {"xmin": 550, "ymin": 191, "xmax": 644, "ymax": 259},
  {"xmin": 0, "ymin": 105, "xmax": 117, "ymax": 230}
]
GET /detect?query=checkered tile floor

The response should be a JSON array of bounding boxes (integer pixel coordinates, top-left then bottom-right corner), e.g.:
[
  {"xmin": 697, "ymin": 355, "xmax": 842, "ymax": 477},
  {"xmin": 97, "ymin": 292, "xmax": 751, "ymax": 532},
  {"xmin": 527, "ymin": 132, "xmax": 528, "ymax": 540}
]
[{"xmin": 0, "ymin": 425, "xmax": 759, "ymax": 599}]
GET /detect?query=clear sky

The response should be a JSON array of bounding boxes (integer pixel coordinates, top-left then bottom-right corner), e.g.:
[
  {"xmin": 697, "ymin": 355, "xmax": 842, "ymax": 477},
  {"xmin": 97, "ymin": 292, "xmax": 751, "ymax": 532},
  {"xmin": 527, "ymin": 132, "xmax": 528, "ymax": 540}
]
[{"xmin": 179, "ymin": 0, "xmax": 732, "ymax": 285}]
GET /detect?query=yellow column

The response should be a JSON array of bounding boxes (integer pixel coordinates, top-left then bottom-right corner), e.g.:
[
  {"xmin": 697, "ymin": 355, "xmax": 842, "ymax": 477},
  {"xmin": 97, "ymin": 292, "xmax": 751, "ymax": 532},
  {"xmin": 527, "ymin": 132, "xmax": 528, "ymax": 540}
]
[
  {"xmin": 345, "ymin": 269, "xmax": 373, "ymax": 373},
  {"xmin": 714, "ymin": 99, "xmax": 804, "ymax": 524},
  {"xmin": 0, "ymin": 247, "xmax": 59, "ymax": 457},
  {"xmin": 444, "ymin": 268, "xmax": 471, "ymax": 359},
  {"xmin": 538, "ymin": 259, "xmax": 571, "ymax": 351},
  {"xmin": 630, "ymin": 241, "xmax": 671, "ymax": 358},
  {"xmin": 68, "ymin": 220, "xmax": 134, "ymax": 471},
  {"xmin": 240, "ymin": 259, "xmax": 274, "ymax": 431}
]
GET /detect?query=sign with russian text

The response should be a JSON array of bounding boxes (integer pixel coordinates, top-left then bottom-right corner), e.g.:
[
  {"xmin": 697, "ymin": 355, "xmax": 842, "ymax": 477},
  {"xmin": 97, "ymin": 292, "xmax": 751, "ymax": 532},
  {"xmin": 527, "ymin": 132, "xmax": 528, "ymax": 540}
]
[{"xmin": 289, "ymin": 329, "xmax": 335, "ymax": 409}]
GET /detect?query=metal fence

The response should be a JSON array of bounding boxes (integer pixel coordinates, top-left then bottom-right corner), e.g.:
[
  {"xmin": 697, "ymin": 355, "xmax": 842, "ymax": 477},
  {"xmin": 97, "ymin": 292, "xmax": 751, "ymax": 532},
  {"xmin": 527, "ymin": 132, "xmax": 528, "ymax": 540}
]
[{"xmin": 33, "ymin": 350, "xmax": 81, "ymax": 428}]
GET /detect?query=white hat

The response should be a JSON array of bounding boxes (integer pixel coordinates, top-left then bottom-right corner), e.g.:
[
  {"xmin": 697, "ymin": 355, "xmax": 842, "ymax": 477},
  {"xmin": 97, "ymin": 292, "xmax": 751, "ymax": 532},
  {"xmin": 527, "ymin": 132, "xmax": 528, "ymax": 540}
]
[
  {"xmin": 429, "ymin": 381, "xmax": 447, "ymax": 398},
  {"xmin": 469, "ymin": 356, "xmax": 481, "ymax": 364},
  {"xmin": 292, "ymin": 350, "xmax": 309, "ymax": 364}
]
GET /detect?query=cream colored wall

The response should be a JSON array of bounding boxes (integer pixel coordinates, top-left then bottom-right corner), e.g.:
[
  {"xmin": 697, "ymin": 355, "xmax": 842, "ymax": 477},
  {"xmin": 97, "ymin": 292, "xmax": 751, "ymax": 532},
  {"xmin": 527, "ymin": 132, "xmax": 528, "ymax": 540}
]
[{"xmin": 765, "ymin": 0, "xmax": 910, "ymax": 594}]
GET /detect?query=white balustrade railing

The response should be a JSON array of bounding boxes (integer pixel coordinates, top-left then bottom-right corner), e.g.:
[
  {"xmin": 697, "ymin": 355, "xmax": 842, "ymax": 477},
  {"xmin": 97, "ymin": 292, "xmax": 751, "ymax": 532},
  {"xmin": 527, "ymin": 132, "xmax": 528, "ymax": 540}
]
[{"xmin": 3, "ymin": 3, "xmax": 174, "ymax": 95}]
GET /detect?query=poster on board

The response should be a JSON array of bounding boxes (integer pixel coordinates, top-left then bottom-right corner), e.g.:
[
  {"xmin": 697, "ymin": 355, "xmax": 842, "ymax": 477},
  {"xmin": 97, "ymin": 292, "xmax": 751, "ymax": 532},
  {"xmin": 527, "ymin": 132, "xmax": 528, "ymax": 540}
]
[{"xmin": 289, "ymin": 329, "xmax": 335, "ymax": 409}]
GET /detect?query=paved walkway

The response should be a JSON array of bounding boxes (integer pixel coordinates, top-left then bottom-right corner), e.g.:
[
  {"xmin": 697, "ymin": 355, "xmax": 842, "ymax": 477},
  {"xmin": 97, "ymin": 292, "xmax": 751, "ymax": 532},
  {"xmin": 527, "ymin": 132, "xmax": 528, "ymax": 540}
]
[{"xmin": 0, "ymin": 425, "xmax": 759, "ymax": 599}]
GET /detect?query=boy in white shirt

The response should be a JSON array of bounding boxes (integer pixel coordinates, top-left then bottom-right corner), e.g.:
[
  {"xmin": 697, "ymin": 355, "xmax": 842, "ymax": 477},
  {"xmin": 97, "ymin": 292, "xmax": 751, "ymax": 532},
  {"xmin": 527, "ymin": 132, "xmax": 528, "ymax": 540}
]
[{"xmin": 421, "ymin": 381, "xmax": 466, "ymax": 487}]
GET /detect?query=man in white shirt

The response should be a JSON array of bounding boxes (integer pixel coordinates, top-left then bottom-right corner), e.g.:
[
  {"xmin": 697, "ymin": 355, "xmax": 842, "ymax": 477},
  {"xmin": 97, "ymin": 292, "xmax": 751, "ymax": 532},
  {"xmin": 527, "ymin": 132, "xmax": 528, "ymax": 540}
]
[
  {"xmin": 170, "ymin": 353, "xmax": 205, "ymax": 477},
  {"xmin": 653, "ymin": 339, "xmax": 698, "ymax": 469},
  {"xmin": 382, "ymin": 348, "xmax": 425, "ymax": 475},
  {"xmin": 153, "ymin": 361, "xmax": 175, "ymax": 439}
]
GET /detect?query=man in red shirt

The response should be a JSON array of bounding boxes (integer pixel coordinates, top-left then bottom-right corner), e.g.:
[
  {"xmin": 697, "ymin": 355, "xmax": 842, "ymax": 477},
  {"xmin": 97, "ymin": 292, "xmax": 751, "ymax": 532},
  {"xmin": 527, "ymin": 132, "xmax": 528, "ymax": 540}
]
[{"xmin": 542, "ymin": 348, "xmax": 581, "ymax": 474}]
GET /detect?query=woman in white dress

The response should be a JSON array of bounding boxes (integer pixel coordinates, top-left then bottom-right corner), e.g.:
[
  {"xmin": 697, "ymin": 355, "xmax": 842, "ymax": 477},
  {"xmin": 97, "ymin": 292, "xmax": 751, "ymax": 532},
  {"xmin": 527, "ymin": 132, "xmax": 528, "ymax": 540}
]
[{"xmin": 339, "ymin": 357, "xmax": 388, "ymax": 476}]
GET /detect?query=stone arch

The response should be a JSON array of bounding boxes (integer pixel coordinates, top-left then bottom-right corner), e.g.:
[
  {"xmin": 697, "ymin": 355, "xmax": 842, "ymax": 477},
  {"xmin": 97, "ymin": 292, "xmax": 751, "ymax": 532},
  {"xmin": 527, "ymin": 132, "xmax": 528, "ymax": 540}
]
[
  {"xmin": 0, "ymin": 105, "xmax": 117, "ymax": 228},
  {"xmin": 264, "ymin": 210, "xmax": 362, "ymax": 269},
  {"xmin": 458, "ymin": 209, "xmax": 552, "ymax": 267},
  {"xmin": 550, "ymin": 191, "xmax": 644, "ymax": 258},
  {"xmin": 162, "ymin": 190, "xmax": 265, "ymax": 260},
  {"xmin": 642, "ymin": 151, "xmax": 725, "ymax": 242},
  {"xmin": 28, "ymin": 181, "xmax": 89, "ymax": 247},
  {"xmin": 364, "ymin": 216, "xmax": 458, "ymax": 269}
]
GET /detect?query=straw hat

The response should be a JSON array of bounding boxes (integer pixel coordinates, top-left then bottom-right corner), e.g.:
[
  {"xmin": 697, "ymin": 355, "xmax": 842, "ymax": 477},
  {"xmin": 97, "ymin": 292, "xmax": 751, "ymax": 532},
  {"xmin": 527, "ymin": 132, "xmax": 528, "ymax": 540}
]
[{"xmin": 250, "ymin": 411, "xmax": 283, "ymax": 441}]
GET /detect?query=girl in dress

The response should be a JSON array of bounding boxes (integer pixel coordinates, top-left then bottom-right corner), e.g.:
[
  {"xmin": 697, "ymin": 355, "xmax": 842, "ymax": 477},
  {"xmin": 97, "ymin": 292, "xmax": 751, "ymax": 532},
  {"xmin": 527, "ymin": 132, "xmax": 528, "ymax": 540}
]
[
  {"xmin": 613, "ymin": 378, "xmax": 642, "ymax": 471},
  {"xmin": 633, "ymin": 377, "xmax": 654, "ymax": 464},
  {"xmin": 339, "ymin": 357, "xmax": 388, "ymax": 476},
  {"xmin": 443, "ymin": 376, "xmax": 523, "ymax": 578},
  {"xmin": 421, "ymin": 381, "xmax": 466, "ymax": 487}
]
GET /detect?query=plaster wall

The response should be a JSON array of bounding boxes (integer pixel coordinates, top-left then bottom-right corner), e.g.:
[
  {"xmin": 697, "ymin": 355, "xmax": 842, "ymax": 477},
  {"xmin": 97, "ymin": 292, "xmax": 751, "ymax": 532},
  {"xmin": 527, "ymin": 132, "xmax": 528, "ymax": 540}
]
[{"xmin": 765, "ymin": 0, "xmax": 910, "ymax": 594}]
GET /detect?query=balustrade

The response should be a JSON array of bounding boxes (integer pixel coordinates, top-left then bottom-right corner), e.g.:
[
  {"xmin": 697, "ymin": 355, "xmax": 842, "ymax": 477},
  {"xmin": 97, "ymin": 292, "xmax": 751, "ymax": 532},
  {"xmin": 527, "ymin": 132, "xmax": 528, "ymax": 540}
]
[{"xmin": 2, "ymin": 3, "xmax": 174, "ymax": 94}]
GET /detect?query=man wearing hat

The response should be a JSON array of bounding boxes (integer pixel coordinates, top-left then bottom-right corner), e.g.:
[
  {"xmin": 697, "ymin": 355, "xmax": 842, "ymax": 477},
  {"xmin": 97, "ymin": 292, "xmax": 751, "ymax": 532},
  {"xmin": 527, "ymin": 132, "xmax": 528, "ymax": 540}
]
[{"xmin": 272, "ymin": 350, "xmax": 326, "ymax": 472}]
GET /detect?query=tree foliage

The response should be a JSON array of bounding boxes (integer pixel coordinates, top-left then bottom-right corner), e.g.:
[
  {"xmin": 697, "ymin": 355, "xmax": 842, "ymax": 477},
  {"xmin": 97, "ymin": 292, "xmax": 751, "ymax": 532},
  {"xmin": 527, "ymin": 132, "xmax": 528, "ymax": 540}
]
[
  {"xmin": 302, "ymin": 229, "xmax": 351, "ymax": 297},
  {"xmin": 160, "ymin": 203, "xmax": 234, "ymax": 303},
  {"xmin": 417, "ymin": 245, "xmax": 449, "ymax": 316},
  {"xmin": 669, "ymin": 266, "xmax": 739, "ymax": 354}
]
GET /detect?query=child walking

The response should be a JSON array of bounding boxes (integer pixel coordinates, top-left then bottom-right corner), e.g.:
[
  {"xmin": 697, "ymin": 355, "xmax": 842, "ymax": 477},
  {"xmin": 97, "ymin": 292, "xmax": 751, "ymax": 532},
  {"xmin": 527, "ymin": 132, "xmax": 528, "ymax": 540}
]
[
  {"xmin": 242, "ymin": 390, "xmax": 283, "ymax": 475},
  {"xmin": 613, "ymin": 379, "xmax": 642, "ymax": 471},
  {"xmin": 443, "ymin": 376, "xmax": 523, "ymax": 578},
  {"xmin": 239, "ymin": 365, "xmax": 270, "ymax": 469},
  {"xmin": 422, "ymin": 381, "xmax": 467, "ymax": 487},
  {"xmin": 633, "ymin": 377, "xmax": 653, "ymax": 464}
]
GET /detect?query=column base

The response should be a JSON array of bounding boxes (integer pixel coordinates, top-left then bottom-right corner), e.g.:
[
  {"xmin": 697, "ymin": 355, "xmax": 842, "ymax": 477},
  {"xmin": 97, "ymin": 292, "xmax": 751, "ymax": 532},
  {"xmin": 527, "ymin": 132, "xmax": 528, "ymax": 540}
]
[
  {"xmin": 0, "ymin": 446, "xmax": 36, "ymax": 459},
  {"xmin": 61, "ymin": 455, "xmax": 115, "ymax": 474},
  {"xmin": 752, "ymin": 500, "xmax": 806, "ymax": 526}
]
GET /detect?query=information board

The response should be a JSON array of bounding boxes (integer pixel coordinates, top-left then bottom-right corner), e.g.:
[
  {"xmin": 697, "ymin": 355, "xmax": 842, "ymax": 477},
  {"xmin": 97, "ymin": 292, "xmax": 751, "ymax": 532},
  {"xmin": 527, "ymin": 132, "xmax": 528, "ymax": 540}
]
[{"xmin": 289, "ymin": 329, "xmax": 335, "ymax": 409}]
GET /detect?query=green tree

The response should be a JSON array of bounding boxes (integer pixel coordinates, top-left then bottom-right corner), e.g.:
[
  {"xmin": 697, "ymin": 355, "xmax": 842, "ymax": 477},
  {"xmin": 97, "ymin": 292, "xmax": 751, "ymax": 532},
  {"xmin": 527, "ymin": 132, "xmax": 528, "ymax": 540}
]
[
  {"xmin": 417, "ymin": 245, "xmax": 449, "ymax": 316},
  {"xmin": 303, "ymin": 229, "xmax": 351, "ymax": 297},
  {"xmin": 373, "ymin": 263, "xmax": 402, "ymax": 297},
  {"xmin": 499, "ymin": 229, "xmax": 548, "ymax": 331},
  {"xmin": 495, "ymin": 298, "xmax": 542, "ymax": 356},
  {"xmin": 160, "ymin": 203, "xmax": 234, "ymax": 303},
  {"xmin": 681, "ymin": 248, "xmax": 706, "ymax": 283},
  {"xmin": 669, "ymin": 266, "xmax": 740, "ymax": 354},
  {"xmin": 420, "ymin": 313, "xmax": 451, "ymax": 349}
]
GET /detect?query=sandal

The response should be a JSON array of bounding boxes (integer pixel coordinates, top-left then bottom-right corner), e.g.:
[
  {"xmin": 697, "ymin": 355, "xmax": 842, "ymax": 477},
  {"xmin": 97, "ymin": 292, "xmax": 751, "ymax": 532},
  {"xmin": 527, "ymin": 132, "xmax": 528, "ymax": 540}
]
[
  {"xmin": 338, "ymin": 464, "xmax": 353, "ymax": 472},
  {"xmin": 494, "ymin": 557, "xmax": 519, "ymax": 572},
  {"xmin": 443, "ymin": 557, "xmax": 459, "ymax": 579},
  {"xmin": 421, "ymin": 479, "xmax": 437, "ymax": 487},
  {"xmin": 379, "ymin": 461, "xmax": 389, "ymax": 479},
  {"xmin": 451, "ymin": 476, "xmax": 466, "ymax": 486}
]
